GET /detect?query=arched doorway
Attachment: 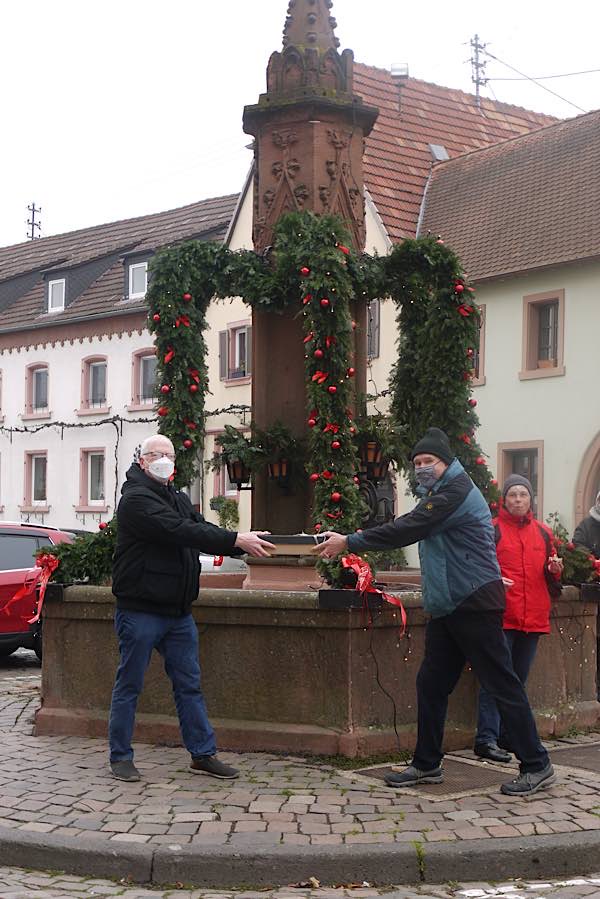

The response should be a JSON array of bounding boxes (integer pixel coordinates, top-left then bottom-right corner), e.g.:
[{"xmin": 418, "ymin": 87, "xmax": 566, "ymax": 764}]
[{"xmin": 574, "ymin": 432, "xmax": 600, "ymax": 528}]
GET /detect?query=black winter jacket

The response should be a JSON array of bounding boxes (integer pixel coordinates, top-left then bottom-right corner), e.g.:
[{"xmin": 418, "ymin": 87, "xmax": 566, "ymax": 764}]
[
  {"xmin": 112, "ymin": 464, "xmax": 238, "ymax": 616},
  {"xmin": 573, "ymin": 515, "xmax": 600, "ymax": 559}
]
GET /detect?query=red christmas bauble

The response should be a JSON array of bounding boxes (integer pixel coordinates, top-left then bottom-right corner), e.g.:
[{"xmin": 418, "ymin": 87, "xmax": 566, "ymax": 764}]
[
  {"xmin": 566, "ymin": 542, "xmax": 575, "ymax": 551},
  {"xmin": 307, "ymin": 418, "xmax": 317, "ymax": 428},
  {"xmin": 349, "ymin": 426, "xmax": 356, "ymax": 435},
  {"xmin": 322, "ymin": 470, "xmax": 333, "ymax": 480},
  {"xmin": 491, "ymin": 478, "xmax": 498, "ymax": 486},
  {"xmin": 153, "ymin": 313, "xmax": 161, "ymax": 323},
  {"xmin": 158, "ymin": 406, "xmax": 169, "ymax": 417},
  {"xmin": 314, "ymin": 523, "xmax": 322, "ymax": 532},
  {"xmin": 469, "ymin": 398, "xmax": 477, "ymax": 407},
  {"xmin": 467, "ymin": 348, "xmax": 474, "ymax": 358},
  {"xmin": 309, "ymin": 473, "xmax": 320, "ymax": 482},
  {"xmin": 314, "ymin": 349, "xmax": 324, "ymax": 359},
  {"xmin": 490, "ymin": 501, "xmax": 498, "ymax": 510},
  {"xmin": 328, "ymin": 385, "xmax": 337, "ymax": 394},
  {"xmin": 300, "ymin": 267, "xmax": 310, "ymax": 276},
  {"xmin": 331, "ymin": 440, "xmax": 341, "ymax": 450},
  {"xmin": 183, "ymin": 292, "xmax": 192, "ymax": 302},
  {"xmin": 331, "ymin": 491, "xmax": 342, "ymax": 502},
  {"xmin": 353, "ymin": 476, "xmax": 360, "ymax": 485},
  {"xmin": 183, "ymin": 439, "xmax": 193, "ymax": 449},
  {"xmin": 160, "ymin": 385, "xmax": 170, "ymax": 394},
  {"xmin": 188, "ymin": 422, "xmax": 197, "ymax": 431},
  {"xmin": 351, "ymin": 320, "xmax": 356, "ymax": 330},
  {"xmin": 189, "ymin": 384, "xmax": 199, "ymax": 394},
  {"xmin": 476, "ymin": 456, "xmax": 485, "ymax": 465},
  {"xmin": 454, "ymin": 283, "xmax": 465, "ymax": 293},
  {"xmin": 98, "ymin": 522, "xmax": 108, "ymax": 530},
  {"xmin": 320, "ymin": 298, "xmax": 330, "ymax": 308},
  {"xmin": 346, "ymin": 367, "xmax": 356, "ymax": 378}
]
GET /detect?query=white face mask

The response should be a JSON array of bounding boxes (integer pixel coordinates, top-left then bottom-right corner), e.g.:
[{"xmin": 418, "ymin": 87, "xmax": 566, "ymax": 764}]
[{"xmin": 147, "ymin": 456, "xmax": 175, "ymax": 482}]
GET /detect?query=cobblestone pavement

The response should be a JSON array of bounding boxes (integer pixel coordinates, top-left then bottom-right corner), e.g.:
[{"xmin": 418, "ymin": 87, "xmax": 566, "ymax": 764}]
[
  {"xmin": 1, "ymin": 653, "xmax": 600, "ymax": 851},
  {"xmin": 0, "ymin": 868, "xmax": 600, "ymax": 898}
]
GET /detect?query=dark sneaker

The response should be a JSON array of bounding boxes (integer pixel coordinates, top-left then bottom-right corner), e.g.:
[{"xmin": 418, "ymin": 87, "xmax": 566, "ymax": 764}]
[
  {"xmin": 500, "ymin": 763, "xmax": 556, "ymax": 796},
  {"xmin": 474, "ymin": 742, "xmax": 512, "ymax": 764},
  {"xmin": 384, "ymin": 764, "xmax": 443, "ymax": 788},
  {"xmin": 190, "ymin": 754, "xmax": 239, "ymax": 780},
  {"xmin": 110, "ymin": 760, "xmax": 141, "ymax": 782}
]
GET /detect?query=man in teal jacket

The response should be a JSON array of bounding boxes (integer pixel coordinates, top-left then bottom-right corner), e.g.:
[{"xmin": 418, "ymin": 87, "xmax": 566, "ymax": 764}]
[{"xmin": 317, "ymin": 428, "xmax": 555, "ymax": 796}]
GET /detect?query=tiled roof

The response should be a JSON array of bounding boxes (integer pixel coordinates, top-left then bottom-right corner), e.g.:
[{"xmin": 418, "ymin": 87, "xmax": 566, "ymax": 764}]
[
  {"xmin": 355, "ymin": 66, "xmax": 558, "ymax": 241},
  {"xmin": 419, "ymin": 109, "xmax": 600, "ymax": 281},
  {"xmin": 0, "ymin": 194, "xmax": 238, "ymax": 333}
]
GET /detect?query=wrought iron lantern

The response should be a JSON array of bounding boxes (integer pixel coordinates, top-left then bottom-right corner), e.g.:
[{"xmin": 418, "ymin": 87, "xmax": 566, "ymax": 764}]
[
  {"xmin": 225, "ymin": 458, "xmax": 252, "ymax": 491},
  {"xmin": 358, "ymin": 439, "xmax": 390, "ymax": 484}
]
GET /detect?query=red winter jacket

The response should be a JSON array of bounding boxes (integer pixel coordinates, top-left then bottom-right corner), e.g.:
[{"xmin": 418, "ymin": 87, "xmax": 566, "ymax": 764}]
[{"xmin": 493, "ymin": 505, "xmax": 558, "ymax": 634}]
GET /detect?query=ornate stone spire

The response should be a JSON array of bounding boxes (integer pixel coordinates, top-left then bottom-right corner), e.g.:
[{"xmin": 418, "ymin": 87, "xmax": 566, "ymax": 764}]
[{"xmin": 282, "ymin": 0, "xmax": 340, "ymax": 51}]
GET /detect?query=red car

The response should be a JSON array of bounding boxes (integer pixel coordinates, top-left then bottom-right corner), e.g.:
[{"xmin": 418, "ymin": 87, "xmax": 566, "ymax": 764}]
[{"xmin": 0, "ymin": 522, "xmax": 74, "ymax": 660}]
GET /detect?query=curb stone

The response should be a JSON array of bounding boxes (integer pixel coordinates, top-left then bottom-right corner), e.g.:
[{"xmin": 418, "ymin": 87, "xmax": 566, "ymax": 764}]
[{"xmin": 2, "ymin": 827, "xmax": 600, "ymax": 888}]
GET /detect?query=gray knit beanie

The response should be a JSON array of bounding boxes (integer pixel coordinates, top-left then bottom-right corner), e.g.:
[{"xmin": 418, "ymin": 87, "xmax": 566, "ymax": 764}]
[{"xmin": 502, "ymin": 474, "xmax": 533, "ymax": 501}]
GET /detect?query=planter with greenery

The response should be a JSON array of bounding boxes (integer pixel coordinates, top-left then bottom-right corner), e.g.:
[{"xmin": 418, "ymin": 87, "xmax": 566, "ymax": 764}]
[
  {"xmin": 547, "ymin": 512, "xmax": 600, "ymax": 586},
  {"xmin": 209, "ymin": 495, "xmax": 240, "ymax": 530},
  {"xmin": 209, "ymin": 425, "xmax": 266, "ymax": 488}
]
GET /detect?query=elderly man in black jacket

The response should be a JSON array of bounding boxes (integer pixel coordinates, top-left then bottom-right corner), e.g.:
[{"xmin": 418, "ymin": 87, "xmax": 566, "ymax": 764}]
[{"xmin": 109, "ymin": 434, "xmax": 275, "ymax": 783}]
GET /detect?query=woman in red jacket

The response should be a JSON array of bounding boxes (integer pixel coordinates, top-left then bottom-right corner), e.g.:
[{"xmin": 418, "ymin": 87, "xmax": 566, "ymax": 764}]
[{"xmin": 474, "ymin": 474, "xmax": 563, "ymax": 763}]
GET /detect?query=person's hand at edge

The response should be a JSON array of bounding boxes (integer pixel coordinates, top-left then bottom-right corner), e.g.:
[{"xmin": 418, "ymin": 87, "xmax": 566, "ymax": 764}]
[
  {"xmin": 314, "ymin": 531, "xmax": 349, "ymax": 559},
  {"xmin": 235, "ymin": 531, "xmax": 276, "ymax": 558}
]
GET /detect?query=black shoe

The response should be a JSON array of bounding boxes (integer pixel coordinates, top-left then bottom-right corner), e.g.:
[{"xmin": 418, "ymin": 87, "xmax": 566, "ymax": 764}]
[
  {"xmin": 190, "ymin": 754, "xmax": 239, "ymax": 780},
  {"xmin": 384, "ymin": 764, "xmax": 443, "ymax": 788},
  {"xmin": 110, "ymin": 759, "xmax": 141, "ymax": 782},
  {"xmin": 474, "ymin": 742, "xmax": 512, "ymax": 763},
  {"xmin": 500, "ymin": 763, "xmax": 556, "ymax": 796}
]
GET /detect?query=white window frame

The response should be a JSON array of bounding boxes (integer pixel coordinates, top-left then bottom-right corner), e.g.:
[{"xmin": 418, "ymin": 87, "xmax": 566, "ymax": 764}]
[
  {"xmin": 87, "ymin": 452, "xmax": 105, "ymax": 506},
  {"xmin": 48, "ymin": 278, "xmax": 66, "ymax": 313},
  {"xmin": 129, "ymin": 262, "xmax": 148, "ymax": 300},
  {"xmin": 31, "ymin": 454, "xmax": 47, "ymax": 506},
  {"xmin": 32, "ymin": 367, "xmax": 49, "ymax": 411},
  {"xmin": 139, "ymin": 354, "xmax": 157, "ymax": 403},
  {"xmin": 88, "ymin": 361, "xmax": 107, "ymax": 407}
]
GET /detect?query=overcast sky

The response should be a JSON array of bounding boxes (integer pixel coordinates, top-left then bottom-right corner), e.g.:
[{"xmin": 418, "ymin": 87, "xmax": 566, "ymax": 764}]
[{"xmin": 1, "ymin": 0, "xmax": 599, "ymax": 249}]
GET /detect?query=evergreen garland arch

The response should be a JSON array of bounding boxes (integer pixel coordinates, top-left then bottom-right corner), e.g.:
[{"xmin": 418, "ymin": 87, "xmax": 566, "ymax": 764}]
[{"xmin": 145, "ymin": 211, "xmax": 500, "ymax": 516}]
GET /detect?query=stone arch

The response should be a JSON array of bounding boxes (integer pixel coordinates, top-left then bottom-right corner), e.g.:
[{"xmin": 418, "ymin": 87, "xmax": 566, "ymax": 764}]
[{"xmin": 574, "ymin": 431, "xmax": 600, "ymax": 526}]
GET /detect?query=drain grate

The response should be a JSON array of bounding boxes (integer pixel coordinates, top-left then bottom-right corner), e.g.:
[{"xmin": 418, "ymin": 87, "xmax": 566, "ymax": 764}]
[
  {"xmin": 549, "ymin": 742, "xmax": 600, "ymax": 774},
  {"xmin": 345, "ymin": 756, "xmax": 513, "ymax": 800}
]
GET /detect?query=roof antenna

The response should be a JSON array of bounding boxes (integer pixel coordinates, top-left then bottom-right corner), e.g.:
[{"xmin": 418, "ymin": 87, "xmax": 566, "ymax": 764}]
[
  {"xmin": 26, "ymin": 202, "xmax": 42, "ymax": 240},
  {"xmin": 470, "ymin": 34, "xmax": 488, "ymax": 109}
]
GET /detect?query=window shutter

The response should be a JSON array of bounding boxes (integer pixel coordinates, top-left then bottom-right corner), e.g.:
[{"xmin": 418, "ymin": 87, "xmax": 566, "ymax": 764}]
[
  {"xmin": 367, "ymin": 300, "xmax": 380, "ymax": 359},
  {"xmin": 219, "ymin": 331, "xmax": 228, "ymax": 380},
  {"xmin": 245, "ymin": 326, "xmax": 253, "ymax": 376}
]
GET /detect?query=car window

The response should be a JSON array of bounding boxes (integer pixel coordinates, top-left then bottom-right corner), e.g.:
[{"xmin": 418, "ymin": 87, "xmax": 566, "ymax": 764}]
[
  {"xmin": 0, "ymin": 535, "xmax": 40, "ymax": 570},
  {"xmin": 37, "ymin": 536, "xmax": 52, "ymax": 549}
]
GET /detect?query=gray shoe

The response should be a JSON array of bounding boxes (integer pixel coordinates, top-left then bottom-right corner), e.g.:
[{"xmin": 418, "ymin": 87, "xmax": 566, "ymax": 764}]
[
  {"xmin": 190, "ymin": 754, "xmax": 239, "ymax": 780},
  {"xmin": 110, "ymin": 759, "xmax": 141, "ymax": 782},
  {"xmin": 384, "ymin": 764, "xmax": 443, "ymax": 788},
  {"xmin": 500, "ymin": 763, "xmax": 555, "ymax": 796}
]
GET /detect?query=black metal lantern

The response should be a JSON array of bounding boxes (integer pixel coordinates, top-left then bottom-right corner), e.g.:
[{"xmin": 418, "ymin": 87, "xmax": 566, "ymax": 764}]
[
  {"xmin": 267, "ymin": 458, "xmax": 291, "ymax": 488},
  {"xmin": 225, "ymin": 458, "xmax": 252, "ymax": 490},
  {"xmin": 359, "ymin": 440, "xmax": 389, "ymax": 484}
]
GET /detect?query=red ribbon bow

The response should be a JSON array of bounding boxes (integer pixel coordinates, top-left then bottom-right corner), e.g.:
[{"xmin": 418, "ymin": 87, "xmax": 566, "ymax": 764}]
[
  {"xmin": 323, "ymin": 423, "xmax": 340, "ymax": 434},
  {"xmin": 164, "ymin": 347, "xmax": 175, "ymax": 364},
  {"xmin": 341, "ymin": 554, "xmax": 407, "ymax": 637},
  {"xmin": 457, "ymin": 304, "xmax": 473, "ymax": 317},
  {"xmin": 2, "ymin": 552, "xmax": 59, "ymax": 626},
  {"xmin": 175, "ymin": 315, "xmax": 191, "ymax": 328},
  {"xmin": 312, "ymin": 371, "xmax": 329, "ymax": 384},
  {"xmin": 188, "ymin": 368, "xmax": 201, "ymax": 383},
  {"xmin": 303, "ymin": 332, "xmax": 314, "ymax": 344},
  {"xmin": 325, "ymin": 336, "xmax": 337, "ymax": 349}
]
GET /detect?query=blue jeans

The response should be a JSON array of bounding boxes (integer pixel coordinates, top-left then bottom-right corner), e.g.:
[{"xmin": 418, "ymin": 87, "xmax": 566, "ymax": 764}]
[
  {"xmin": 109, "ymin": 609, "xmax": 216, "ymax": 763},
  {"xmin": 476, "ymin": 629, "xmax": 541, "ymax": 746}
]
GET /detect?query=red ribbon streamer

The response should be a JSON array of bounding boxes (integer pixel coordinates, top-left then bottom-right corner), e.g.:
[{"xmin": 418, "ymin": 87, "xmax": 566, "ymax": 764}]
[
  {"xmin": 2, "ymin": 552, "xmax": 59, "ymax": 626},
  {"xmin": 312, "ymin": 370, "xmax": 328, "ymax": 384},
  {"xmin": 164, "ymin": 348, "xmax": 175, "ymax": 364},
  {"xmin": 341, "ymin": 553, "xmax": 407, "ymax": 637}
]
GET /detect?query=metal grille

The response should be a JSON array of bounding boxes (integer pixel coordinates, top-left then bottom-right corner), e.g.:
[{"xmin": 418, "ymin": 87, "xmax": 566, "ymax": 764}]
[{"xmin": 353, "ymin": 756, "xmax": 512, "ymax": 800}]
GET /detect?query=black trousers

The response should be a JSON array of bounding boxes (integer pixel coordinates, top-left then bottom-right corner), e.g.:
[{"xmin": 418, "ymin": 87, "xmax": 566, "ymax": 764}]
[{"xmin": 413, "ymin": 609, "xmax": 549, "ymax": 774}]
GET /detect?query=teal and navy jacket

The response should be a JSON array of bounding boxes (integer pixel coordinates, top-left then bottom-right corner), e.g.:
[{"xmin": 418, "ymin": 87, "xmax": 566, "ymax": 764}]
[{"xmin": 347, "ymin": 458, "xmax": 502, "ymax": 618}]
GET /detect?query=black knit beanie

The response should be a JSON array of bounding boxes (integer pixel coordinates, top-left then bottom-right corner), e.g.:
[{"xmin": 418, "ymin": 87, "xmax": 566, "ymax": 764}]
[
  {"xmin": 502, "ymin": 474, "xmax": 533, "ymax": 500},
  {"xmin": 410, "ymin": 428, "xmax": 454, "ymax": 465}
]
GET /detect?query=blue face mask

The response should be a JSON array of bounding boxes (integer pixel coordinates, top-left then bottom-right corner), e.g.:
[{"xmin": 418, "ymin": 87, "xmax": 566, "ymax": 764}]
[{"xmin": 415, "ymin": 464, "xmax": 439, "ymax": 489}]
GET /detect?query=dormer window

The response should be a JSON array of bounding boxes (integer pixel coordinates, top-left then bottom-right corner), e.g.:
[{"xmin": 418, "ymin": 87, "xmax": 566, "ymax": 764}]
[
  {"xmin": 129, "ymin": 262, "xmax": 148, "ymax": 299},
  {"xmin": 48, "ymin": 278, "xmax": 66, "ymax": 313}
]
